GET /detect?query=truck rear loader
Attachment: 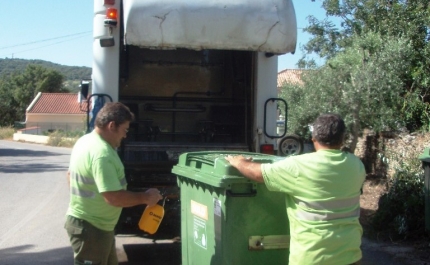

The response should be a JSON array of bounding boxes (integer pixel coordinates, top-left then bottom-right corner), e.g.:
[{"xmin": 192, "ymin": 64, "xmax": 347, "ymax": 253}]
[{"xmin": 82, "ymin": 0, "xmax": 297, "ymax": 236}]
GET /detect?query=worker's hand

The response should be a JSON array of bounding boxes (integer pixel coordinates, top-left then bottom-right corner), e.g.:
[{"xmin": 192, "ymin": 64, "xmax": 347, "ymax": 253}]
[
  {"xmin": 225, "ymin": 155, "xmax": 252, "ymax": 168},
  {"xmin": 143, "ymin": 188, "xmax": 163, "ymax": 207},
  {"xmin": 225, "ymin": 155, "xmax": 263, "ymax": 182}
]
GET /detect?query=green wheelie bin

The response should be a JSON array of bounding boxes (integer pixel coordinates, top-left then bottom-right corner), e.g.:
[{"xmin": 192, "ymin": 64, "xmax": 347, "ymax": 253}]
[
  {"xmin": 172, "ymin": 151, "xmax": 290, "ymax": 265},
  {"xmin": 419, "ymin": 147, "xmax": 430, "ymax": 232}
]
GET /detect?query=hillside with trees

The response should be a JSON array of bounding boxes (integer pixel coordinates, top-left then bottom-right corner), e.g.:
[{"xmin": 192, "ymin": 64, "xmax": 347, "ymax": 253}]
[
  {"xmin": 0, "ymin": 58, "xmax": 91, "ymax": 93},
  {"xmin": 0, "ymin": 59, "xmax": 92, "ymax": 127},
  {"xmin": 0, "ymin": 58, "xmax": 91, "ymax": 81}
]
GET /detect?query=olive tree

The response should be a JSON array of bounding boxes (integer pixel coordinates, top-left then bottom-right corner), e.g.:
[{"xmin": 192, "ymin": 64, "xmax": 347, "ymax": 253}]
[
  {"xmin": 280, "ymin": 32, "xmax": 412, "ymax": 153},
  {"xmin": 300, "ymin": 0, "xmax": 430, "ymax": 131}
]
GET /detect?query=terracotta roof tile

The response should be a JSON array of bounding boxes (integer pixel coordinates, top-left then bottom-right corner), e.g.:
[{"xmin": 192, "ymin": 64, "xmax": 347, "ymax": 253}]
[
  {"xmin": 277, "ymin": 69, "xmax": 304, "ymax": 87},
  {"xmin": 27, "ymin": 93, "xmax": 88, "ymax": 114}
]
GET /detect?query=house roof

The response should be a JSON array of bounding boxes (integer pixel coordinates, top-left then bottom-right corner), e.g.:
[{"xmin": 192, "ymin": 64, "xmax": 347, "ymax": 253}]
[
  {"xmin": 27, "ymin": 92, "xmax": 87, "ymax": 114},
  {"xmin": 277, "ymin": 69, "xmax": 304, "ymax": 87}
]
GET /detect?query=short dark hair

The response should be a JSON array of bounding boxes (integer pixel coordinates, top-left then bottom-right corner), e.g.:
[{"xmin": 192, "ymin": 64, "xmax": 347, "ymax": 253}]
[
  {"xmin": 95, "ymin": 102, "xmax": 135, "ymax": 128},
  {"xmin": 312, "ymin": 113, "xmax": 346, "ymax": 146}
]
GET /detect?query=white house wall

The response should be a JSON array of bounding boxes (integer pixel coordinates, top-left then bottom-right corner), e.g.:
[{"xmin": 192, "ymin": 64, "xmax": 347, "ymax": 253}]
[{"xmin": 26, "ymin": 113, "xmax": 86, "ymax": 134}]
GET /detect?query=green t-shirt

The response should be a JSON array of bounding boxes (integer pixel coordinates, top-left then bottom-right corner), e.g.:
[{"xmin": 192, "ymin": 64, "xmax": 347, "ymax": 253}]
[
  {"xmin": 66, "ymin": 131, "xmax": 127, "ymax": 231},
  {"xmin": 261, "ymin": 149, "xmax": 365, "ymax": 265}
]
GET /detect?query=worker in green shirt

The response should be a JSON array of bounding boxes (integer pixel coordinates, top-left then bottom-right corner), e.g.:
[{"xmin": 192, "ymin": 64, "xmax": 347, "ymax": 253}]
[
  {"xmin": 226, "ymin": 113, "xmax": 365, "ymax": 265},
  {"xmin": 65, "ymin": 102, "xmax": 163, "ymax": 265}
]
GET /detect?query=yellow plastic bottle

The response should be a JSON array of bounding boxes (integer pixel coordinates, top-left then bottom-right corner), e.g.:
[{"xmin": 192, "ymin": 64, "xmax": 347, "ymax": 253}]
[{"xmin": 138, "ymin": 198, "xmax": 165, "ymax": 234}]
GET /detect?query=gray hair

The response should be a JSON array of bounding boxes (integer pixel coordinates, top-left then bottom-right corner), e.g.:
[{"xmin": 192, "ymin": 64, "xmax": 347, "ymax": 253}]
[
  {"xmin": 95, "ymin": 102, "xmax": 135, "ymax": 128},
  {"xmin": 312, "ymin": 113, "xmax": 346, "ymax": 147}
]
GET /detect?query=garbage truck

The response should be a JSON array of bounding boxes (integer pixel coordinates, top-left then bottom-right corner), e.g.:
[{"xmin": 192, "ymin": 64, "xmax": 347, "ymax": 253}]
[{"xmin": 82, "ymin": 0, "xmax": 297, "ymax": 235}]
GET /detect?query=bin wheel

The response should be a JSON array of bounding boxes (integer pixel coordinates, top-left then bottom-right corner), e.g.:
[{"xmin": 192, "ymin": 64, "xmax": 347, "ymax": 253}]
[{"xmin": 278, "ymin": 135, "xmax": 304, "ymax": 156}]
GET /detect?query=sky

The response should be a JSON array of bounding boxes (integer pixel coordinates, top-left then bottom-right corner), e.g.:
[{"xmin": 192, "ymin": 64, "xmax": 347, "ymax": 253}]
[{"xmin": 1, "ymin": 0, "xmax": 328, "ymax": 72}]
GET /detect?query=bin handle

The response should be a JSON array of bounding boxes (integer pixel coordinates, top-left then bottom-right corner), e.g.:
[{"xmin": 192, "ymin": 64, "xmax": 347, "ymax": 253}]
[
  {"xmin": 226, "ymin": 190, "xmax": 257, "ymax": 197},
  {"xmin": 187, "ymin": 157, "xmax": 214, "ymax": 168}
]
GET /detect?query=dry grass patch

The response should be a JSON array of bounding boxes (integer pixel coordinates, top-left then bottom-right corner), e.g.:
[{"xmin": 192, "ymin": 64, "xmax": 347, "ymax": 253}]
[{"xmin": 0, "ymin": 126, "xmax": 15, "ymax": 140}]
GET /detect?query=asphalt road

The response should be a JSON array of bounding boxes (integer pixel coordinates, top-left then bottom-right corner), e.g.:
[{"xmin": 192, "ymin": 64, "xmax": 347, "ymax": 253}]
[
  {"xmin": 0, "ymin": 140, "xmax": 73, "ymax": 265},
  {"xmin": 0, "ymin": 140, "xmax": 182, "ymax": 265},
  {"xmin": 0, "ymin": 140, "xmax": 412, "ymax": 265}
]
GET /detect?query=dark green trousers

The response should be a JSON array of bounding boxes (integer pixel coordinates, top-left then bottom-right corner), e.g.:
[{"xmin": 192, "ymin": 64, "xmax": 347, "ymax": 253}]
[{"xmin": 65, "ymin": 215, "xmax": 118, "ymax": 265}]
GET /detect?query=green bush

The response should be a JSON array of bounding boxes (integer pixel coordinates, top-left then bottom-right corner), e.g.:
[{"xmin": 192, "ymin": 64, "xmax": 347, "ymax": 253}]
[
  {"xmin": 0, "ymin": 126, "xmax": 15, "ymax": 139},
  {"xmin": 401, "ymin": 92, "xmax": 430, "ymax": 132},
  {"xmin": 372, "ymin": 151, "xmax": 425, "ymax": 239}
]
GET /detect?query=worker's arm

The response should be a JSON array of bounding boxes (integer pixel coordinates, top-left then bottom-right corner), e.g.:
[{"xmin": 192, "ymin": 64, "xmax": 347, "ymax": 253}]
[
  {"xmin": 225, "ymin": 155, "xmax": 264, "ymax": 183},
  {"xmin": 67, "ymin": 171, "xmax": 70, "ymax": 187},
  {"xmin": 102, "ymin": 188, "xmax": 162, "ymax": 208}
]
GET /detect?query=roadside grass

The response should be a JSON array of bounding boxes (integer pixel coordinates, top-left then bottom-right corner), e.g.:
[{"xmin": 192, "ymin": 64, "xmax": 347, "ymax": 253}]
[
  {"xmin": 47, "ymin": 130, "xmax": 83, "ymax": 147},
  {"xmin": 0, "ymin": 126, "xmax": 82, "ymax": 147},
  {"xmin": 0, "ymin": 126, "xmax": 15, "ymax": 139}
]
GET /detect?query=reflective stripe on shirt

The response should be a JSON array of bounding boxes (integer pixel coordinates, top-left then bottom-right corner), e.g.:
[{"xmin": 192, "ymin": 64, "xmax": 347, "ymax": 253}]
[
  {"xmin": 70, "ymin": 171, "xmax": 95, "ymax": 185},
  {"xmin": 295, "ymin": 207, "xmax": 360, "ymax": 221},
  {"xmin": 294, "ymin": 196, "xmax": 360, "ymax": 221},
  {"xmin": 294, "ymin": 196, "xmax": 359, "ymax": 211},
  {"xmin": 71, "ymin": 187, "xmax": 96, "ymax": 198},
  {"xmin": 70, "ymin": 171, "xmax": 96, "ymax": 198}
]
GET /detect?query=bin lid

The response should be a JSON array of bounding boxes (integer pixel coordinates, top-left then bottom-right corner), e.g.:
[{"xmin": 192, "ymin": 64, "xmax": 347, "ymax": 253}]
[
  {"xmin": 419, "ymin": 147, "xmax": 430, "ymax": 162},
  {"xmin": 172, "ymin": 151, "xmax": 283, "ymax": 187}
]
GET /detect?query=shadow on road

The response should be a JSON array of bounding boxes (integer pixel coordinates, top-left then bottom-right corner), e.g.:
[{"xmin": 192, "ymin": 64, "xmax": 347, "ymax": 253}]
[
  {"xmin": 0, "ymin": 148, "xmax": 69, "ymax": 173},
  {"xmin": 0, "ymin": 148, "xmax": 68, "ymax": 157},
  {"xmin": 0, "ymin": 245, "xmax": 74, "ymax": 265},
  {"xmin": 120, "ymin": 242, "xmax": 181, "ymax": 265},
  {"xmin": 0, "ymin": 163, "xmax": 68, "ymax": 173}
]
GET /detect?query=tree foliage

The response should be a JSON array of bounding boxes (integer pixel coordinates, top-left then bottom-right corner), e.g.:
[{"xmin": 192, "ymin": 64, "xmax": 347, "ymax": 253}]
[
  {"xmin": 0, "ymin": 58, "xmax": 91, "ymax": 81},
  {"xmin": 289, "ymin": 2, "xmax": 429, "ymax": 237},
  {"xmin": 281, "ymin": 33, "xmax": 412, "ymax": 152},
  {"xmin": 297, "ymin": 0, "xmax": 430, "ymax": 132},
  {"xmin": 0, "ymin": 58, "xmax": 92, "ymax": 92},
  {"xmin": 0, "ymin": 65, "xmax": 67, "ymax": 126}
]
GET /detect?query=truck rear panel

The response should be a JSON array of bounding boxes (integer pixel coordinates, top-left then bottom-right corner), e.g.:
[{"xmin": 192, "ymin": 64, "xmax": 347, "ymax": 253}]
[
  {"xmin": 90, "ymin": 0, "xmax": 297, "ymax": 237},
  {"xmin": 116, "ymin": 47, "xmax": 254, "ymax": 234}
]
